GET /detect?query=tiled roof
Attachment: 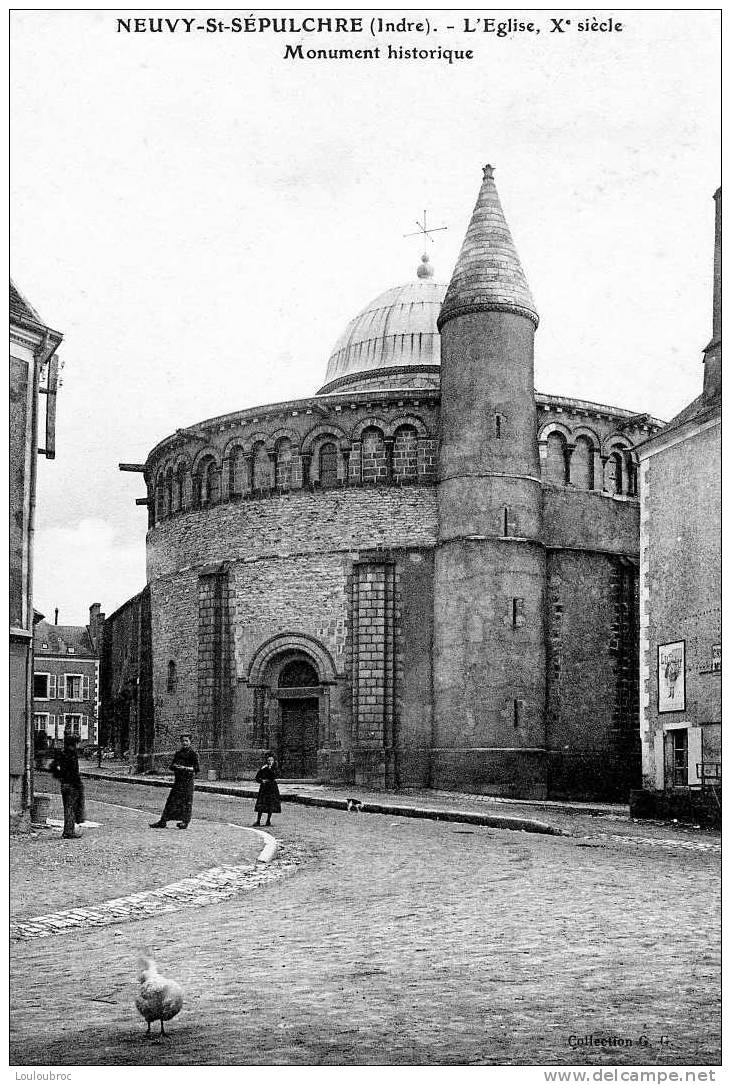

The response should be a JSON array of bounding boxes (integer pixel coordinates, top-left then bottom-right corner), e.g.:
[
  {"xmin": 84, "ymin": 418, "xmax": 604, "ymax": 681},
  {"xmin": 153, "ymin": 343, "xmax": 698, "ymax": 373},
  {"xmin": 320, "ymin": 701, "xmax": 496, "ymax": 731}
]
[
  {"xmin": 439, "ymin": 165, "xmax": 538, "ymax": 329},
  {"xmin": 636, "ymin": 389, "xmax": 719, "ymax": 454},
  {"xmin": 10, "ymin": 280, "xmax": 44, "ymax": 327},
  {"xmin": 34, "ymin": 620, "xmax": 97, "ymax": 657}
]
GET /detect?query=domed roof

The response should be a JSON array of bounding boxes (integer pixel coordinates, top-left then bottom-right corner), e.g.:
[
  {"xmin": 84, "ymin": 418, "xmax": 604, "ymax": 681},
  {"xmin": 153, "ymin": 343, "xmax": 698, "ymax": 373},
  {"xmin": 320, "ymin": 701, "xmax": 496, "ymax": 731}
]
[{"xmin": 321, "ymin": 268, "xmax": 446, "ymax": 393}]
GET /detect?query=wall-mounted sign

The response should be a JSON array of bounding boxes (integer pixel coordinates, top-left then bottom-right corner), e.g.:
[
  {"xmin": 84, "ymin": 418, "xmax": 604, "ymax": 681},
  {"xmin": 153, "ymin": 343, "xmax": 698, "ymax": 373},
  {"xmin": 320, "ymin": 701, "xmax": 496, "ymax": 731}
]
[{"xmin": 658, "ymin": 641, "xmax": 685, "ymax": 713}]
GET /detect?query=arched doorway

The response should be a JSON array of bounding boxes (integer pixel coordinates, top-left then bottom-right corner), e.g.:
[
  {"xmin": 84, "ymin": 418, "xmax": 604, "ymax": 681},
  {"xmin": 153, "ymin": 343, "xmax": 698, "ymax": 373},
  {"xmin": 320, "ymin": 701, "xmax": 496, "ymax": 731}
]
[
  {"xmin": 277, "ymin": 659, "xmax": 319, "ymax": 777},
  {"xmin": 246, "ymin": 634, "xmax": 338, "ymax": 781}
]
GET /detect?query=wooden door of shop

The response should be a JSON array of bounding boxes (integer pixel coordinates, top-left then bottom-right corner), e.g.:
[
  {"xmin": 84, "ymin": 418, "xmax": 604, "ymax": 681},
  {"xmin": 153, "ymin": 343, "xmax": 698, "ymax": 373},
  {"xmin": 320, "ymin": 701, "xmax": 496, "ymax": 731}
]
[{"xmin": 280, "ymin": 698, "xmax": 319, "ymax": 777}]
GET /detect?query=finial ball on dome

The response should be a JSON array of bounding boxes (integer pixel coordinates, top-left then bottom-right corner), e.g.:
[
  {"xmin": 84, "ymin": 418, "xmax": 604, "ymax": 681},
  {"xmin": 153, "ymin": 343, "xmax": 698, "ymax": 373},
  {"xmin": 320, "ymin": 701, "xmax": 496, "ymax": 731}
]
[{"xmin": 417, "ymin": 252, "xmax": 434, "ymax": 279}]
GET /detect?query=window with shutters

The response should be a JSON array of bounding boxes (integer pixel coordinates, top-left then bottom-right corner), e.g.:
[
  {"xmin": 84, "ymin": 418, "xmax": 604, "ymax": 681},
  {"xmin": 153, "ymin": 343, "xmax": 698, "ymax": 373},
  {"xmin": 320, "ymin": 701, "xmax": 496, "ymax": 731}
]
[
  {"xmin": 66, "ymin": 675, "xmax": 83, "ymax": 700},
  {"xmin": 64, "ymin": 714, "xmax": 82, "ymax": 735},
  {"xmin": 34, "ymin": 673, "xmax": 49, "ymax": 699},
  {"xmin": 34, "ymin": 713, "xmax": 49, "ymax": 732}
]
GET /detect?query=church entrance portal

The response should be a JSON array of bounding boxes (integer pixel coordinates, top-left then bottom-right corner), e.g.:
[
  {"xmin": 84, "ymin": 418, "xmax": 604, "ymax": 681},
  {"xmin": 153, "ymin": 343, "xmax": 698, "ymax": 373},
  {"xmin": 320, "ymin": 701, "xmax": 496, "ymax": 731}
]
[
  {"xmin": 280, "ymin": 698, "xmax": 319, "ymax": 777},
  {"xmin": 276, "ymin": 658, "xmax": 320, "ymax": 778}
]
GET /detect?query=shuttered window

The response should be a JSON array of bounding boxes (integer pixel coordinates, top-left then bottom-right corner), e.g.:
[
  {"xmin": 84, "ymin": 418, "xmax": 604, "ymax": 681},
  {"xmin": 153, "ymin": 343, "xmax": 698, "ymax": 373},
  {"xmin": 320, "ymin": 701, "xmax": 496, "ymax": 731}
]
[{"xmin": 66, "ymin": 675, "xmax": 82, "ymax": 700}]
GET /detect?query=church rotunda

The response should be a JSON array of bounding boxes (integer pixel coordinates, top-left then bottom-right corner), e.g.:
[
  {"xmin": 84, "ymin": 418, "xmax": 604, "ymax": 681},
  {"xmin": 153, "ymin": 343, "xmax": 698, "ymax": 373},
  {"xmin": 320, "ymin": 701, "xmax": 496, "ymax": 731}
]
[{"xmin": 135, "ymin": 167, "xmax": 663, "ymax": 800}]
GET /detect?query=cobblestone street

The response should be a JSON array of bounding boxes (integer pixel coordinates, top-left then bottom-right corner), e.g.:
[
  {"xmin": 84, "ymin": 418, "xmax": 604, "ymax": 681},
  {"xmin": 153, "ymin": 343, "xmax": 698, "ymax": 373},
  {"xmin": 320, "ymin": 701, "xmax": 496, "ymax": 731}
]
[{"xmin": 10, "ymin": 778, "xmax": 721, "ymax": 1067}]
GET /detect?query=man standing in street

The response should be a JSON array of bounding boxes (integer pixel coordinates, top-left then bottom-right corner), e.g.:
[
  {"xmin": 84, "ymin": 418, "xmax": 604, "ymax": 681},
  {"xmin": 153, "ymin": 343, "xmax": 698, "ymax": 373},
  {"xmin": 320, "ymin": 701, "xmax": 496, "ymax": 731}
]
[
  {"xmin": 52, "ymin": 732, "xmax": 86, "ymax": 839},
  {"xmin": 149, "ymin": 733, "xmax": 200, "ymax": 830}
]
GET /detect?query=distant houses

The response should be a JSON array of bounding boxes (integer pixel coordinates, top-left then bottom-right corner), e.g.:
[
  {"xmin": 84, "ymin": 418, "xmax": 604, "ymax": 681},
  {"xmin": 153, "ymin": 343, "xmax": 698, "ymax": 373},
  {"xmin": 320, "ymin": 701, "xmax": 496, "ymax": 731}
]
[{"xmin": 33, "ymin": 605, "xmax": 104, "ymax": 748}]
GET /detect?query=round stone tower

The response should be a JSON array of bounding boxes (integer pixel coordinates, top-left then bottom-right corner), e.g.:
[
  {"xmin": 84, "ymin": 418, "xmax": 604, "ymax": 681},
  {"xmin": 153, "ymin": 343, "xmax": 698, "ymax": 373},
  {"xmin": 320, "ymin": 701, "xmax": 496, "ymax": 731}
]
[{"xmin": 432, "ymin": 165, "xmax": 548, "ymax": 796}]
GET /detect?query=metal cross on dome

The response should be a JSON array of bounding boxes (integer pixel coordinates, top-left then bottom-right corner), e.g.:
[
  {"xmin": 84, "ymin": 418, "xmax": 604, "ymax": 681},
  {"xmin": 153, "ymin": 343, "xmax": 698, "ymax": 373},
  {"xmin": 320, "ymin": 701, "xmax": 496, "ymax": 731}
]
[{"xmin": 403, "ymin": 210, "xmax": 448, "ymax": 246}]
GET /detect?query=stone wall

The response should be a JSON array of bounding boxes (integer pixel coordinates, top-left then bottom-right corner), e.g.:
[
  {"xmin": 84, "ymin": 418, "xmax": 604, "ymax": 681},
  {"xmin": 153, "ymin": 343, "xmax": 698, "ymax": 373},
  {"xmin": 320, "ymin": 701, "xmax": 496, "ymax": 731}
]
[
  {"xmin": 545, "ymin": 549, "xmax": 641, "ymax": 800},
  {"xmin": 147, "ymin": 486, "xmax": 438, "ymax": 785},
  {"xmin": 100, "ymin": 589, "xmax": 154, "ymax": 765},
  {"xmin": 140, "ymin": 385, "xmax": 655, "ymax": 798},
  {"xmin": 639, "ymin": 417, "xmax": 721, "ymax": 791}
]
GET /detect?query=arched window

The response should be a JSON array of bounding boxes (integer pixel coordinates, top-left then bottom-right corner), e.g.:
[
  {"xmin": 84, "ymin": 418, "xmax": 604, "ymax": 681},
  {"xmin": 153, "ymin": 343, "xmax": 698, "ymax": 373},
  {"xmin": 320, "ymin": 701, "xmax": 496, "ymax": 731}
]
[
  {"xmin": 167, "ymin": 661, "xmax": 177, "ymax": 693},
  {"xmin": 361, "ymin": 426, "xmax": 386, "ymax": 483},
  {"xmin": 198, "ymin": 457, "xmax": 219, "ymax": 506},
  {"xmin": 571, "ymin": 436, "xmax": 595, "ymax": 490},
  {"xmin": 175, "ymin": 462, "xmax": 187, "ymax": 511},
  {"xmin": 164, "ymin": 467, "xmax": 174, "ymax": 517},
  {"xmin": 546, "ymin": 432, "xmax": 569, "ymax": 486},
  {"xmin": 275, "ymin": 438, "xmax": 293, "ymax": 490},
  {"xmin": 604, "ymin": 451, "xmax": 624, "ymax": 494},
  {"xmin": 229, "ymin": 446, "xmax": 245, "ymax": 498},
  {"xmin": 318, "ymin": 442, "xmax": 338, "ymax": 488},
  {"xmin": 252, "ymin": 442, "xmax": 271, "ymax": 490},
  {"xmin": 393, "ymin": 425, "xmax": 418, "ymax": 482},
  {"xmin": 278, "ymin": 658, "xmax": 319, "ymax": 688},
  {"xmin": 155, "ymin": 474, "xmax": 165, "ymax": 522}
]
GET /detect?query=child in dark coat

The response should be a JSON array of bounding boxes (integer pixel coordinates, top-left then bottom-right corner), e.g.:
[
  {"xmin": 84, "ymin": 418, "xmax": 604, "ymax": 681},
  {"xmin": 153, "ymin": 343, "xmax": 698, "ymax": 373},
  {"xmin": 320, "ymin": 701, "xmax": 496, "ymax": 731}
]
[{"xmin": 254, "ymin": 754, "xmax": 281, "ymax": 826}]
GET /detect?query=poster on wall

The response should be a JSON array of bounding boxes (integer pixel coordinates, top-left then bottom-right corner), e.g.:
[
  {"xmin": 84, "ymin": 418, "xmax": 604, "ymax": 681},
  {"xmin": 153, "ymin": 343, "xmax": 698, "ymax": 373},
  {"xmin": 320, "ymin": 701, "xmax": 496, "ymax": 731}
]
[{"xmin": 658, "ymin": 641, "xmax": 686, "ymax": 712}]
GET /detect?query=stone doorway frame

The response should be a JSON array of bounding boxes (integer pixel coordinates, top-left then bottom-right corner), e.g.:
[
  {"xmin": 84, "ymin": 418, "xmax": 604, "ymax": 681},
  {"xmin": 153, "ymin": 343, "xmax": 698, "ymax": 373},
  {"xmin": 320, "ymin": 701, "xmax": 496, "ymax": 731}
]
[{"xmin": 245, "ymin": 633, "xmax": 338, "ymax": 768}]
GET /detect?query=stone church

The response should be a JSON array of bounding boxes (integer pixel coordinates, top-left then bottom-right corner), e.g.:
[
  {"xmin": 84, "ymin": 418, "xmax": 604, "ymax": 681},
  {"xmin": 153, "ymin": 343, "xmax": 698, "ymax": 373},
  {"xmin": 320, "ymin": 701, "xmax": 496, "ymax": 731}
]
[{"xmin": 131, "ymin": 166, "xmax": 664, "ymax": 800}]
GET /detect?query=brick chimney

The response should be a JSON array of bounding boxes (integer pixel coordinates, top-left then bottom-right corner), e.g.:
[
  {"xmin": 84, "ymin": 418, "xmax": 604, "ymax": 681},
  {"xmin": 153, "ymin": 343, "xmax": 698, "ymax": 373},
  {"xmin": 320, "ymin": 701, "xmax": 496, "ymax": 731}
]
[{"xmin": 89, "ymin": 602, "xmax": 105, "ymax": 653}]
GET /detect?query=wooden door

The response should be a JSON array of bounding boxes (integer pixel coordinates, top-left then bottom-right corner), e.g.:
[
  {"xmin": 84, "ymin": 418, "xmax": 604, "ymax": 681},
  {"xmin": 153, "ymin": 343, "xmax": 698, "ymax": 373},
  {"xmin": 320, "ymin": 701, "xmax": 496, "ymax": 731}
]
[{"xmin": 280, "ymin": 698, "xmax": 319, "ymax": 777}]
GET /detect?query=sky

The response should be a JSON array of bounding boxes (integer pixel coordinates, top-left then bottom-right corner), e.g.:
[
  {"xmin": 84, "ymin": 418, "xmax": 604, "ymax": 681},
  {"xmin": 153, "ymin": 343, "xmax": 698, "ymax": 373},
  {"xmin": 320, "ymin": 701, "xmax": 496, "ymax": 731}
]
[{"xmin": 11, "ymin": 9, "xmax": 720, "ymax": 624}]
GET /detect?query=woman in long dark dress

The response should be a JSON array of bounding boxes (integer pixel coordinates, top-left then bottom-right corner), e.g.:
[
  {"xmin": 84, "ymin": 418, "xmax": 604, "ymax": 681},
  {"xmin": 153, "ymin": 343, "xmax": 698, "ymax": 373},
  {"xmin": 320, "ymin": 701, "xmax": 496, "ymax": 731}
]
[{"xmin": 254, "ymin": 754, "xmax": 281, "ymax": 826}]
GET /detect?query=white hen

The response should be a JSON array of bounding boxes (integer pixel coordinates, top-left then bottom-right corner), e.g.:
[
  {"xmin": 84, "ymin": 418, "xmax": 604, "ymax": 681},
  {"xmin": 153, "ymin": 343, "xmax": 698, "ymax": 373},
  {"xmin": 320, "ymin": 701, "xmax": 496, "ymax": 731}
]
[{"xmin": 135, "ymin": 957, "xmax": 184, "ymax": 1037}]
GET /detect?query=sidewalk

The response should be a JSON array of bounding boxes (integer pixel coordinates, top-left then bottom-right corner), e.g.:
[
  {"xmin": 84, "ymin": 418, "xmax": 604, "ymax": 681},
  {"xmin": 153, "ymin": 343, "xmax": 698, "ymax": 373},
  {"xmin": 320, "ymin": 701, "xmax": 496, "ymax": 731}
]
[{"xmin": 76, "ymin": 764, "xmax": 720, "ymax": 842}]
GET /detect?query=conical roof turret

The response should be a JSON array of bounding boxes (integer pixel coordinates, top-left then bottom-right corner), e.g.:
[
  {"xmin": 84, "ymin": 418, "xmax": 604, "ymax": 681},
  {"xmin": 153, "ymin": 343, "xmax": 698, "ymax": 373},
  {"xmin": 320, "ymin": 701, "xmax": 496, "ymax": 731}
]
[{"xmin": 438, "ymin": 165, "xmax": 538, "ymax": 329}]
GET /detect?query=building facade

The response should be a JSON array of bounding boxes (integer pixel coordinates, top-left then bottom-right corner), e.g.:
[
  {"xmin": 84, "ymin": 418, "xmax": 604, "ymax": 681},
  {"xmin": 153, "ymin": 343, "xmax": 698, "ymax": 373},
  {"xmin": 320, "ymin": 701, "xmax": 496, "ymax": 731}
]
[
  {"xmin": 33, "ymin": 606, "xmax": 104, "ymax": 748},
  {"xmin": 10, "ymin": 281, "xmax": 61, "ymax": 827},
  {"xmin": 127, "ymin": 167, "xmax": 665, "ymax": 799},
  {"xmin": 99, "ymin": 587, "xmax": 154, "ymax": 766},
  {"xmin": 636, "ymin": 188, "xmax": 721, "ymax": 820}
]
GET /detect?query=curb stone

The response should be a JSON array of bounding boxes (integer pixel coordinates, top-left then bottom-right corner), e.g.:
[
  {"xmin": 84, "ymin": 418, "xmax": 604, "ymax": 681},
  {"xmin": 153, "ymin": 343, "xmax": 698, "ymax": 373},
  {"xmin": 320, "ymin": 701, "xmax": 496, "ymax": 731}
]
[{"xmin": 79, "ymin": 770, "xmax": 564, "ymax": 836}]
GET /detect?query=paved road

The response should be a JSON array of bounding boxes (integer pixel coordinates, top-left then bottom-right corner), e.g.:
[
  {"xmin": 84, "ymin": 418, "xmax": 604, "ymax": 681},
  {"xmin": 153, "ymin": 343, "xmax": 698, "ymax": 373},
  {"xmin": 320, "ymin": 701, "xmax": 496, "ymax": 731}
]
[{"xmin": 10, "ymin": 778, "xmax": 721, "ymax": 1067}]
